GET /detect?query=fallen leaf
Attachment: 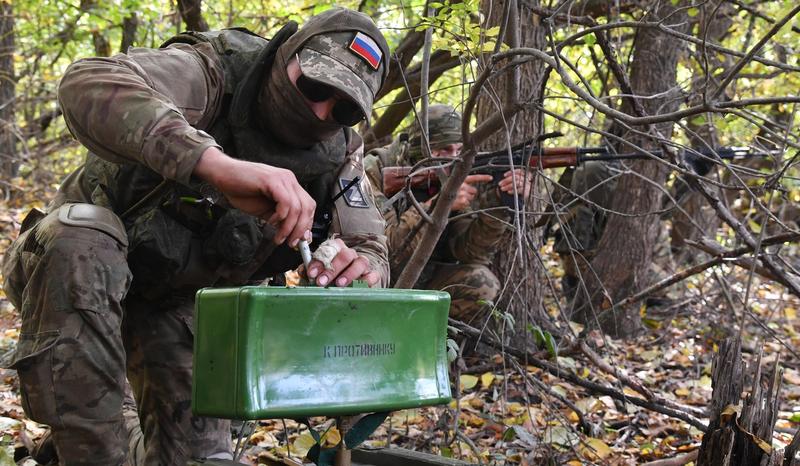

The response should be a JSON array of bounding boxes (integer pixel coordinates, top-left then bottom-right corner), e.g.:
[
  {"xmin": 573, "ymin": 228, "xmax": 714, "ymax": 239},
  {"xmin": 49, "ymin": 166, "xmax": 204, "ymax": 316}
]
[
  {"xmin": 481, "ymin": 372, "xmax": 496, "ymax": 389},
  {"xmin": 460, "ymin": 374, "xmax": 479, "ymax": 390},
  {"xmin": 580, "ymin": 437, "xmax": 612, "ymax": 460}
]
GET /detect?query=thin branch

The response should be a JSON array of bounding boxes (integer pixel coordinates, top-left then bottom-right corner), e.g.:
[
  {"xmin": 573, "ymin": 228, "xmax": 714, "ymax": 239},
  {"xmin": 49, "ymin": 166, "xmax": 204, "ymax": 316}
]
[
  {"xmin": 449, "ymin": 319, "xmax": 708, "ymax": 432},
  {"xmin": 612, "ymin": 232, "xmax": 800, "ymax": 309}
]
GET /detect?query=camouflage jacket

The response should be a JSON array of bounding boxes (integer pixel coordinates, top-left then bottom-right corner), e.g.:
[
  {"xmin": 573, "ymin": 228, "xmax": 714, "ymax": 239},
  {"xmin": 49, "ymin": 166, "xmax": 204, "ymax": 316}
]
[
  {"xmin": 364, "ymin": 139, "xmax": 511, "ymax": 283},
  {"xmin": 53, "ymin": 29, "xmax": 389, "ymax": 294}
]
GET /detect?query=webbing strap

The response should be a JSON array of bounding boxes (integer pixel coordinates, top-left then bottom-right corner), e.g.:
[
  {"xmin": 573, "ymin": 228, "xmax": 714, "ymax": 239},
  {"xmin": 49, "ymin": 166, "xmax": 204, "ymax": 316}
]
[{"xmin": 299, "ymin": 412, "xmax": 389, "ymax": 466}]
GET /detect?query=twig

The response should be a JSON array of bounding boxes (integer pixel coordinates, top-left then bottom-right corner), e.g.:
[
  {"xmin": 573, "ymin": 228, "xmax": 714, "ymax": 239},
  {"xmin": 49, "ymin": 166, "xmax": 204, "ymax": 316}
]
[
  {"xmin": 640, "ymin": 449, "xmax": 699, "ymax": 466},
  {"xmin": 579, "ymin": 340, "xmax": 707, "ymax": 419},
  {"xmin": 455, "ymin": 431, "xmax": 484, "ymax": 465},
  {"xmin": 611, "ymin": 232, "xmax": 800, "ymax": 309},
  {"xmin": 579, "ymin": 340, "xmax": 653, "ymax": 399},
  {"xmin": 710, "ymin": 4, "xmax": 800, "ymax": 101},
  {"xmin": 448, "ymin": 319, "xmax": 708, "ymax": 432},
  {"xmin": 514, "ymin": 358, "xmax": 594, "ymax": 434}
]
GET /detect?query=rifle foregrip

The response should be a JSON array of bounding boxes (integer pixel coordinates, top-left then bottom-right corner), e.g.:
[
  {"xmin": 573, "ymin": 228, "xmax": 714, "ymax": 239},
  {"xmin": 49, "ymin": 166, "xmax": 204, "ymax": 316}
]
[
  {"xmin": 540, "ymin": 147, "xmax": 578, "ymax": 156},
  {"xmin": 531, "ymin": 154, "xmax": 578, "ymax": 169}
]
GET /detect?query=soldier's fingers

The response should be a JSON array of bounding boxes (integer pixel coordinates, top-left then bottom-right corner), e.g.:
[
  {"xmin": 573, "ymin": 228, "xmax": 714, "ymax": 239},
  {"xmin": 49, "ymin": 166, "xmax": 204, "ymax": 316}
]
[
  {"xmin": 315, "ymin": 240, "xmax": 357, "ymax": 286},
  {"xmin": 334, "ymin": 256, "xmax": 371, "ymax": 287},
  {"xmin": 362, "ymin": 271, "xmax": 380, "ymax": 287},
  {"xmin": 307, "ymin": 259, "xmax": 323, "ymax": 279},
  {"xmin": 499, "ymin": 178, "xmax": 518, "ymax": 194},
  {"xmin": 273, "ymin": 195, "xmax": 301, "ymax": 245},
  {"xmin": 287, "ymin": 190, "xmax": 316, "ymax": 247},
  {"xmin": 460, "ymin": 183, "xmax": 478, "ymax": 196},
  {"xmin": 465, "ymin": 174, "xmax": 493, "ymax": 184}
]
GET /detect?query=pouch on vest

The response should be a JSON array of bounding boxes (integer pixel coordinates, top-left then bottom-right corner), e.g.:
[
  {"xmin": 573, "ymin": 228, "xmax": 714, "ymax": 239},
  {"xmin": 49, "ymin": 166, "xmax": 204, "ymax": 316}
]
[
  {"xmin": 126, "ymin": 207, "xmax": 194, "ymax": 299},
  {"xmin": 203, "ymin": 209, "xmax": 263, "ymax": 266}
]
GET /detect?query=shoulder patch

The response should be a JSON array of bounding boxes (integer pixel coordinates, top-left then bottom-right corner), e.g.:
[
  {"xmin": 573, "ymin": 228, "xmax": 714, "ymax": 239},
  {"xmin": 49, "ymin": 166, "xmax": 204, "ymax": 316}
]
[
  {"xmin": 348, "ymin": 32, "xmax": 382, "ymax": 70},
  {"xmin": 338, "ymin": 178, "xmax": 370, "ymax": 208}
]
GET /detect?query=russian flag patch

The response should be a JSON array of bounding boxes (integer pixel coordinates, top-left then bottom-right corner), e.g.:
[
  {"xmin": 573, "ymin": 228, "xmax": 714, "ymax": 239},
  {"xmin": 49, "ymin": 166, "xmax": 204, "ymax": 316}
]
[{"xmin": 349, "ymin": 32, "xmax": 382, "ymax": 70}]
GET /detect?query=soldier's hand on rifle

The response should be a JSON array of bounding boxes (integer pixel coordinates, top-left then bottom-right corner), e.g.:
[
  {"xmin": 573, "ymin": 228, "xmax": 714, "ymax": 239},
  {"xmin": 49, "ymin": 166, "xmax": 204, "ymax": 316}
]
[
  {"xmin": 452, "ymin": 174, "xmax": 493, "ymax": 212},
  {"xmin": 498, "ymin": 169, "xmax": 532, "ymax": 198},
  {"xmin": 194, "ymin": 147, "xmax": 316, "ymax": 247},
  {"xmin": 306, "ymin": 238, "xmax": 379, "ymax": 287}
]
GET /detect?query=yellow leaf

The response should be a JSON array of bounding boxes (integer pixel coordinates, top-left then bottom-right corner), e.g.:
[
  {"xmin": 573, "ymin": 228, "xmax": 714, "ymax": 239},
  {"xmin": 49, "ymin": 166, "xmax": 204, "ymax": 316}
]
[
  {"xmin": 784, "ymin": 370, "xmax": 800, "ymax": 385},
  {"xmin": 321, "ymin": 427, "xmax": 341, "ymax": 448},
  {"xmin": 460, "ymin": 374, "xmax": 479, "ymax": 390},
  {"xmin": 751, "ymin": 436, "xmax": 772, "ymax": 454},
  {"xmin": 580, "ymin": 437, "xmax": 612, "ymax": 460},
  {"xmin": 481, "ymin": 372, "xmax": 496, "ymax": 388},
  {"xmin": 640, "ymin": 350, "xmax": 660, "ymax": 362},
  {"xmin": 786, "ymin": 307, "xmax": 797, "ymax": 319},
  {"xmin": 698, "ymin": 375, "xmax": 713, "ymax": 389},
  {"xmin": 292, "ymin": 432, "xmax": 317, "ymax": 457},
  {"xmin": 506, "ymin": 402, "xmax": 526, "ymax": 415},
  {"xmin": 622, "ymin": 387, "xmax": 640, "ymax": 397},
  {"xmin": 675, "ymin": 387, "xmax": 691, "ymax": 397},
  {"xmin": 720, "ymin": 404, "xmax": 739, "ymax": 423}
]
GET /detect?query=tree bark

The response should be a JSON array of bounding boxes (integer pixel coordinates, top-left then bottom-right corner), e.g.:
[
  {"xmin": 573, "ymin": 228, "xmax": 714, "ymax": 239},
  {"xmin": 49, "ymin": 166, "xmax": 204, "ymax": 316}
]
[
  {"xmin": 697, "ymin": 338, "xmax": 785, "ymax": 465},
  {"xmin": 475, "ymin": 0, "xmax": 549, "ymax": 332},
  {"xmin": 671, "ymin": 0, "xmax": 734, "ymax": 264},
  {"xmin": 92, "ymin": 30, "xmax": 111, "ymax": 57},
  {"xmin": 177, "ymin": 0, "xmax": 209, "ymax": 32},
  {"xmin": 0, "ymin": 0, "xmax": 17, "ymax": 198},
  {"xmin": 120, "ymin": 13, "xmax": 139, "ymax": 53},
  {"xmin": 574, "ymin": 0, "xmax": 689, "ymax": 338}
]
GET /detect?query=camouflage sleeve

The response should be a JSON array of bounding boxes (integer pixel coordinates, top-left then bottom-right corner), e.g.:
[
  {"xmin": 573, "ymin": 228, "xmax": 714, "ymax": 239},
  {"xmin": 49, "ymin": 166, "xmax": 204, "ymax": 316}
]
[
  {"xmin": 330, "ymin": 134, "xmax": 390, "ymax": 287},
  {"xmin": 57, "ymin": 42, "xmax": 225, "ymax": 185},
  {"xmin": 384, "ymin": 199, "xmax": 429, "ymax": 272},
  {"xmin": 363, "ymin": 150, "xmax": 388, "ymax": 209},
  {"xmin": 445, "ymin": 188, "xmax": 512, "ymax": 264}
]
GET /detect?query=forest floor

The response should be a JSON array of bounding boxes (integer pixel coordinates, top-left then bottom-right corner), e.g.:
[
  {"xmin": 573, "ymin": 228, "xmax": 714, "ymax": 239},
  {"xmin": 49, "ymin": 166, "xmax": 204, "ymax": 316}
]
[{"xmin": 1, "ymin": 190, "xmax": 799, "ymax": 465}]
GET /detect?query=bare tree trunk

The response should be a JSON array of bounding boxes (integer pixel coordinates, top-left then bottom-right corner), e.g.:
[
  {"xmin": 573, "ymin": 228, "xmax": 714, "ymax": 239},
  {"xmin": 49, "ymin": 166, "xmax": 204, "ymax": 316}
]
[
  {"xmin": 177, "ymin": 0, "xmax": 209, "ymax": 32},
  {"xmin": 575, "ymin": 0, "xmax": 689, "ymax": 338},
  {"xmin": 475, "ymin": 0, "xmax": 549, "ymax": 332},
  {"xmin": 0, "ymin": 0, "xmax": 17, "ymax": 198},
  {"xmin": 120, "ymin": 13, "xmax": 139, "ymax": 53}
]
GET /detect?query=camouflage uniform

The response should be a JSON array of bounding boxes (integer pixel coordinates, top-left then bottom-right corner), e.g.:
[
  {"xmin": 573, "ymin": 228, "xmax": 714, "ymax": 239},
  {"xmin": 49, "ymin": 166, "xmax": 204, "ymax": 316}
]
[
  {"xmin": 2, "ymin": 8, "xmax": 389, "ymax": 466},
  {"xmin": 552, "ymin": 161, "xmax": 618, "ymax": 299},
  {"xmin": 364, "ymin": 105, "xmax": 507, "ymax": 322}
]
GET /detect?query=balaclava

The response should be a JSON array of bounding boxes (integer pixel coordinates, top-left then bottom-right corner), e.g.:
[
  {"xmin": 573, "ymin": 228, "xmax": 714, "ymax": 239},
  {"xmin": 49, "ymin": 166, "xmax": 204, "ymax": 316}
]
[{"xmin": 259, "ymin": 8, "xmax": 390, "ymax": 148}]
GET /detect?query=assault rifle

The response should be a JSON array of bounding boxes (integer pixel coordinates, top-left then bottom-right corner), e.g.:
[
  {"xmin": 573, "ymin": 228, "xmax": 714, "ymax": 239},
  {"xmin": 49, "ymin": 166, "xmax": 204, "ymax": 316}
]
[{"xmin": 382, "ymin": 142, "xmax": 769, "ymax": 206}]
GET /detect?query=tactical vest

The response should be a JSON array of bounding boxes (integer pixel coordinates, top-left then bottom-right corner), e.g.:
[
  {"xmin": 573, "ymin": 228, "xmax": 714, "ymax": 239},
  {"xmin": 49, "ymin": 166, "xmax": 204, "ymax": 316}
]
[{"xmin": 82, "ymin": 26, "xmax": 348, "ymax": 299}]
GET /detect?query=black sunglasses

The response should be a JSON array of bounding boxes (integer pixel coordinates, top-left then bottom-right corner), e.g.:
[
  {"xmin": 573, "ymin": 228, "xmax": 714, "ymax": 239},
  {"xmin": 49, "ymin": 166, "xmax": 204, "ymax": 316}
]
[{"xmin": 296, "ymin": 74, "xmax": 364, "ymax": 126}]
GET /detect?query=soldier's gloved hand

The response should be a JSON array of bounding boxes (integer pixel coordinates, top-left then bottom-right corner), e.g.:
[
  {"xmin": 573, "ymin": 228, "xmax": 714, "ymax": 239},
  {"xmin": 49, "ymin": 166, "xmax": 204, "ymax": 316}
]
[
  {"xmin": 194, "ymin": 147, "xmax": 315, "ymax": 247},
  {"xmin": 452, "ymin": 174, "xmax": 492, "ymax": 211},
  {"xmin": 306, "ymin": 238, "xmax": 379, "ymax": 287},
  {"xmin": 498, "ymin": 169, "xmax": 532, "ymax": 198}
]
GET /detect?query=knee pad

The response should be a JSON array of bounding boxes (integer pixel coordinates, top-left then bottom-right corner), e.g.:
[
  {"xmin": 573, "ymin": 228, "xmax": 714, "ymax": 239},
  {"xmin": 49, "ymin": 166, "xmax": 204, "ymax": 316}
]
[{"xmin": 57, "ymin": 203, "xmax": 128, "ymax": 247}]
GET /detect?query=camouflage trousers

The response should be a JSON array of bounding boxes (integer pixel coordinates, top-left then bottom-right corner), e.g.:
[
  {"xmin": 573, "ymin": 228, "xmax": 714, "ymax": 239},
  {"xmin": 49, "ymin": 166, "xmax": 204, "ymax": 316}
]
[
  {"xmin": 2, "ymin": 205, "xmax": 231, "ymax": 466},
  {"xmin": 423, "ymin": 263, "xmax": 501, "ymax": 322}
]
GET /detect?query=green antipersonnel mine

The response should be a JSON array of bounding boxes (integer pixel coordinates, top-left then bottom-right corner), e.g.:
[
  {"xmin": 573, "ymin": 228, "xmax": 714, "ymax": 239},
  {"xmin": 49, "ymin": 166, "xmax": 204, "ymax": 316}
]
[{"xmin": 192, "ymin": 286, "xmax": 452, "ymax": 419}]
